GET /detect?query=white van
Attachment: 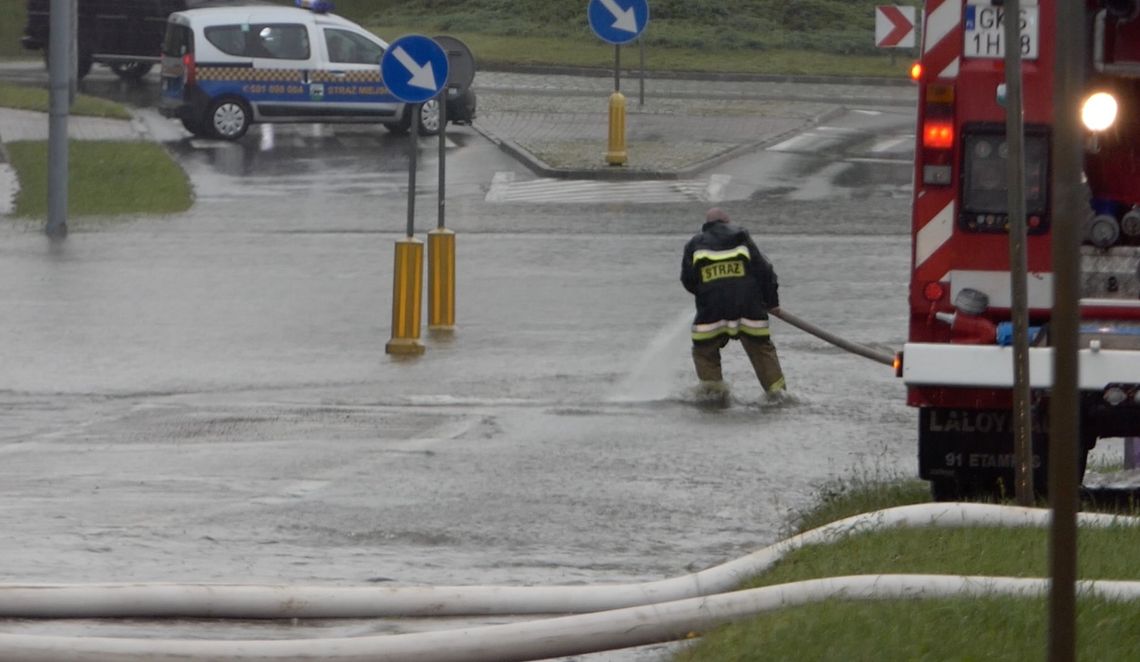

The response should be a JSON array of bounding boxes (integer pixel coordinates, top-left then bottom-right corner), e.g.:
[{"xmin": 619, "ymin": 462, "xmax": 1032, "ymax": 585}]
[{"xmin": 158, "ymin": 1, "xmax": 475, "ymax": 140}]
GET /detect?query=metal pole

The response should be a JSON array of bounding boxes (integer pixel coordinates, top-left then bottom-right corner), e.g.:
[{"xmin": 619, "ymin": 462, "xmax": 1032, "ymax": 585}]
[
  {"xmin": 406, "ymin": 107, "xmax": 418, "ymax": 238},
  {"xmin": 46, "ymin": 0, "xmax": 72, "ymax": 240},
  {"xmin": 638, "ymin": 37, "xmax": 645, "ymax": 107},
  {"xmin": 1003, "ymin": 0, "xmax": 1034, "ymax": 505},
  {"xmin": 614, "ymin": 45, "xmax": 620, "ymax": 93},
  {"xmin": 1049, "ymin": 1, "xmax": 1085, "ymax": 660},
  {"xmin": 437, "ymin": 90, "xmax": 446, "ymax": 230}
]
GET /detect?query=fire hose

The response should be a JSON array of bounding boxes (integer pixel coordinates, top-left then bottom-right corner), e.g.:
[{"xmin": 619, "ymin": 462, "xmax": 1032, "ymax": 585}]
[
  {"xmin": 0, "ymin": 504, "xmax": 1138, "ymax": 661},
  {"xmin": 769, "ymin": 307, "xmax": 895, "ymax": 366}
]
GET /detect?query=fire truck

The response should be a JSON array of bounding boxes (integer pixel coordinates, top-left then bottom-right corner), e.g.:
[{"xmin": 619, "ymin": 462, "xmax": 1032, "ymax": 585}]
[{"xmin": 901, "ymin": 0, "xmax": 1140, "ymax": 499}]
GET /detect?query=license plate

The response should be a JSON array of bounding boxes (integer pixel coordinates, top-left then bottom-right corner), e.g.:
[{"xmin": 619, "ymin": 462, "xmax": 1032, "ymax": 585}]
[{"xmin": 964, "ymin": 2, "xmax": 1039, "ymax": 60}]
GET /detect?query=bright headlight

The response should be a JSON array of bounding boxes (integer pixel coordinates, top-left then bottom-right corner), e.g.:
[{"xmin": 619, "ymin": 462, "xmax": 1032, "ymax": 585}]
[{"xmin": 1081, "ymin": 92, "xmax": 1119, "ymax": 132}]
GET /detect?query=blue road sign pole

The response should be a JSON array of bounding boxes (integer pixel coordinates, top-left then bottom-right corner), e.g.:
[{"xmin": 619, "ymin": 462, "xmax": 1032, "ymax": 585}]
[
  {"xmin": 614, "ymin": 45, "xmax": 620, "ymax": 92},
  {"xmin": 438, "ymin": 89, "xmax": 446, "ymax": 230},
  {"xmin": 407, "ymin": 110, "xmax": 418, "ymax": 238},
  {"xmin": 380, "ymin": 34, "xmax": 450, "ymax": 238},
  {"xmin": 381, "ymin": 35, "xmax": 450, "ymax": 355}
]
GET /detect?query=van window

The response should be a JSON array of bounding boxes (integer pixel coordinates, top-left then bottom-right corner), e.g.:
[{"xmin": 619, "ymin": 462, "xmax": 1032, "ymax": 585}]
[
  {"xmin": 324, "ymin": 28, "xmax": 384, "ymax": 65},
  {"xmin": 205, "ymin": 23, "xmax": 310, "ymax": 60},
  {"xmin": 255, "ymin": 24, "xmax": 310, "ymax": 60},
  {"xmin": 162, "ymin": 23, "xmax": 194, "ymax": 56}
]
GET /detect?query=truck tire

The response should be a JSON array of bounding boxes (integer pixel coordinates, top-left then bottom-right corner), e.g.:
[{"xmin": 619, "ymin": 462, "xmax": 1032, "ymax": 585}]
[
  {"xmin": 207, "ymin": 97, "xmax": 252, "ymax": 140},
  {"xmin": 111, "ymin": 62, "xmax": 154, "ymax": 81},
  {"xmin": 42, "ymin": 44, "xmax": 94, "ymax": 80}
]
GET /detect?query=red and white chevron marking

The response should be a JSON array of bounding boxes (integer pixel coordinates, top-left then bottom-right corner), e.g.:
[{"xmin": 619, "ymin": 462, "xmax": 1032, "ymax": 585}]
[{"xmin": 913, "ymin": 0, "xmax": 964, "ymax": 278}]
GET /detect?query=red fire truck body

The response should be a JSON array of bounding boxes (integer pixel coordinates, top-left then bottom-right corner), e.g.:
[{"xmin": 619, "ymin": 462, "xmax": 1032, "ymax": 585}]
[{"xmin": 902, "ymin": 0, "xmax": 1140, "ymax": 498}]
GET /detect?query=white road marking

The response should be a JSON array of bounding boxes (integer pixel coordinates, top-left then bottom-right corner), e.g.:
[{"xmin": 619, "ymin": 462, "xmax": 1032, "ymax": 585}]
[
  {"xmin": 844, "ymin": 157, "xmax": 913, "ymax": 165},
  {"xmin": 485, "ymin": 171, "xmax": 730, "ymax": 204},
  {"xmin": 0, "ymin": 163, "xmax": 17, "ymax": 216},
  {"xmin": 870, "ymin": 136, "xmax": 912, "ymax": 153}
]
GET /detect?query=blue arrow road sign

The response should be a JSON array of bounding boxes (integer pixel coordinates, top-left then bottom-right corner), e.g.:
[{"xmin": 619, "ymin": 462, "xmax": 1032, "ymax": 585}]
[
  {"xmin": 588, "ymin": 0, "xmax": 649, "ymax": 45},
  {"xmin": 381, "ymin": 35, "xmax": 450, "ymax": 104}
]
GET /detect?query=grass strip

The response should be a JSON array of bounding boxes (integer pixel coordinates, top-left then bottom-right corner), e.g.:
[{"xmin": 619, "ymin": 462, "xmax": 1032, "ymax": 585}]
[
  {"xmin": 676, "ymin": 596, "xmax": 1140, "ymax": 662},
  {"xmin": 7, "ymin": 140, "xmax": 192, "ymax": 218},
  {"xmin": 677, "ymin": 473, "xmax": 1140, "ymax": 661},
  {"xmin": 368, "ymin": 26, "xmax": 913, "ymax": 79},
  {"xmin": 0, "ymin": 81, "xmax": 131, "ymax": 119}
]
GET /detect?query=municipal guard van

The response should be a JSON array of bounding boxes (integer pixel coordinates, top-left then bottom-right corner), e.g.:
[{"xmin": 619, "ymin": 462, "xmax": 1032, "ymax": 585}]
[{"xmin": 158, "ymin": 0, "xmax": 475, "ymax": 140}]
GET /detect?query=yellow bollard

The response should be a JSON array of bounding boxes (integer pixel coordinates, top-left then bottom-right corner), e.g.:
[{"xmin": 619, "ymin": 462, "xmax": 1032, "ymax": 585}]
[
  {"xmin": 385, "ymin": 237, "xmax": 425, "ymax": 355},
  {"xmin": 606, "ymin": 91, "xmax": 627, "ymax": 166},
  {"xmin": 427, "ymin": 228, "xmax": 456, "ymax": 331}
]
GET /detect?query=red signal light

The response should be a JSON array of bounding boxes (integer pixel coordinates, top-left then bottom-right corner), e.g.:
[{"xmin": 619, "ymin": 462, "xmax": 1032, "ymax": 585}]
[
  {"xmin": 182, "ymin": 53, "xmax": 196, "ymax": 85},
  {"xmin": 923, "ymin": 121, "xmax": 954, "ymax": 149}
]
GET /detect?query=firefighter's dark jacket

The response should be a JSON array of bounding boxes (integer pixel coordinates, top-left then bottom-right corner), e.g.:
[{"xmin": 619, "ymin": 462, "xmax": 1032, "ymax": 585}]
[{"xmin": 681, "ymin": 220, "xmax": 779, "ymax": 341}]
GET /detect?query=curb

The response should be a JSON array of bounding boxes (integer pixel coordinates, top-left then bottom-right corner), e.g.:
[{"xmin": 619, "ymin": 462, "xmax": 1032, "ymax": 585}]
[
  {"xmin": 480, "ymin": 63, "xmax": 915, "ymax": 88},
  {"xmin": 473, "ymin": 104, "xmax": 849, "ymax": 181}
]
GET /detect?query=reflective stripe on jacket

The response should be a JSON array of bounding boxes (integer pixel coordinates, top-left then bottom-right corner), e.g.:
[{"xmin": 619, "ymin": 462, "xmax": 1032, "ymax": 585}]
[{"xmin": 681, "ymin": 220, "xmax": 779, "ymax": 342}]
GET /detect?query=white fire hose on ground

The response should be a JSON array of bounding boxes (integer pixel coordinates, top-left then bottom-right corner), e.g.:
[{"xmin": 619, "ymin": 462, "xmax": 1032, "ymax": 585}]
[
  {"xmin": 3, "ymin": 575, "xmax": 1140, "ymax": 662},
  {"xmin": 0, "ymin": 503, "xmax": 1138, "ymax": 661}
]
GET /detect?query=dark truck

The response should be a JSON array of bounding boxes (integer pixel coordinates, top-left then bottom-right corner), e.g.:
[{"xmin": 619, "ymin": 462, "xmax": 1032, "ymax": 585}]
[{"xmin": 21, "ymin": 0, "xmax": 252, "ymax": 80}]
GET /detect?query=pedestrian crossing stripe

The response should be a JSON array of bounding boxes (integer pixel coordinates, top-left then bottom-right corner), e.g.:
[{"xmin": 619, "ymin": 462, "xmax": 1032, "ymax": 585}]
[
  {"xmin": 0, "ymin": 163, "xmax": 16, "ymax": 216},
  {"xmin": 485, "ymin": 172, "xmax": 730, "ymax": 204}
]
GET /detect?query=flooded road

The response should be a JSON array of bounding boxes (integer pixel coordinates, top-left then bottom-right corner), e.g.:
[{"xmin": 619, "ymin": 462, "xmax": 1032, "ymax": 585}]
[{"xmin": 0, "ymin": 68, "xmax": 918, "ymax": 659}]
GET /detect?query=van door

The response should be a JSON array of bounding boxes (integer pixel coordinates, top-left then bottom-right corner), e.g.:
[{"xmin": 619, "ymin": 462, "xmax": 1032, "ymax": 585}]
[
  {"xmin": 312, "ymin": 27, "xmax": 402, "ymax": 123},
  {"xmin": 241, "ymin": 22, "xmax": 316, "ymax": 119}
]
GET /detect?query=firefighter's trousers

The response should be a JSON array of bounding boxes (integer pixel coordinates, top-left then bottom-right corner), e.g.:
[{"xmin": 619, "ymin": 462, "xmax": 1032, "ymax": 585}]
[{"xmin": 692, "ymin": 334, "xmax": 786, "ymax": 394}]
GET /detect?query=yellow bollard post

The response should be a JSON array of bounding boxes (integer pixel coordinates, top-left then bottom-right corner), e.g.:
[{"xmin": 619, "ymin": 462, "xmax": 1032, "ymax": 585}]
[
  {"xmin": 385, "ymin": 237, "xmax": 425, "ymax": 355},
  {"xmin": 427, "ymin": 228, "xmax": 456, "ymax": 331},
  {"xmin": 606, "ymin": 91, "xmax": 627, "ymax": 166}
]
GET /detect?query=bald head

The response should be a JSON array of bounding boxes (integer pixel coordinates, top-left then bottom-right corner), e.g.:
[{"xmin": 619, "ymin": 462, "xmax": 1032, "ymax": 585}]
[{"xmin": 705, "ymin": 207, "xmax": 730, "ymax": 223}]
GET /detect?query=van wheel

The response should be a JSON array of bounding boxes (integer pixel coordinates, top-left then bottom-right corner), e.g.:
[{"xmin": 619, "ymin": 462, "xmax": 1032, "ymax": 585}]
[
  {"xmin": 417, "ymin": 99, "xmax": 442, "ymax": 136},
  {"xmin": 111, "ymin": 62, "xmax": 154, "ymax": 81},
  {"xmin": 180, "ymin": 116, "xmax": 209, "ymax": 138},
  {"xmin": 207, "ymin": 97, "xmax": 251, "ymax": 140},
  {"xmin": 384, "ymin": 107, "xmax": 413, "ymax": 135}
]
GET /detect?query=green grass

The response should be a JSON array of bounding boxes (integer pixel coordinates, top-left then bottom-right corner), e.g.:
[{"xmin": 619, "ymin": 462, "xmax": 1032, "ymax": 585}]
[
  {"xmin": 0, "ymin": 0, "xmax": 919, "ymax": 78},
  {"xmin": 369, "ymin": 27, "xmax": 913, "ymax": 78},
  {"xmin": 0, "ymin": 0, "xmax": 26, "ymax": 59},
  {"xmin": 6, "ymin": 140, "xmax": 193, "ymax": 218},
  {"xmin": 0, "ymin": 82, "xmax": 131, "ymax": 119},
  {"xmin": 675, "ymin": 475, "xmax": 1140, "ymax": 661},
  {"xmin": 0, "ymin": 82, "xmax": 191, "ymax": 220},
  {"xmin": 675, "ymin": 597, "xmax": 1140, "ymax": 662}
]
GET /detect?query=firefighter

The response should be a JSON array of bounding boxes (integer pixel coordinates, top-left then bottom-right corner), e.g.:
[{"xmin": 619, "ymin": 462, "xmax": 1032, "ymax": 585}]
[{"xmin": 680, "ymin": 208, "xmax": 786, "ymax": 400}]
